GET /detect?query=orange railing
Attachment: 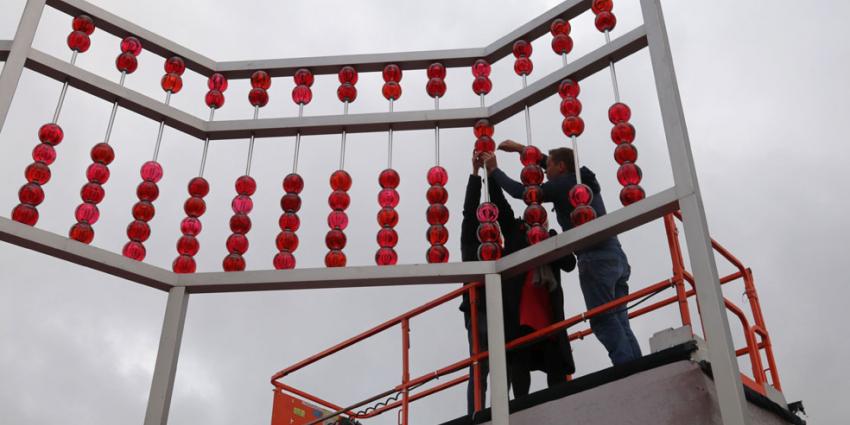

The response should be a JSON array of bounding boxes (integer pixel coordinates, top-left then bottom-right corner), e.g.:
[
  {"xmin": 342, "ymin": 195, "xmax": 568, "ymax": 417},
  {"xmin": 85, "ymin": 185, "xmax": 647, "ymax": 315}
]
[{"xmin": 269, "ymin": 213, "xmax": 781, "ymax": 425}]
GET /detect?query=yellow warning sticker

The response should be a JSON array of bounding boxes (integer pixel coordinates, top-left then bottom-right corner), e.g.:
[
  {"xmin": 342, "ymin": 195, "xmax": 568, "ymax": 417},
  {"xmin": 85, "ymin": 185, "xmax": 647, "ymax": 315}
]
[{"xmin": 293, "ymin": 407, "xmax": 306, "ymax": 418}]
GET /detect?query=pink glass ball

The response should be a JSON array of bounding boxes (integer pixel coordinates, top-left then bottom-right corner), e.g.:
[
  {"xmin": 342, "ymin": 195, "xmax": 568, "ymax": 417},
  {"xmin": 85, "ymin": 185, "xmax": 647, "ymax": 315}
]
[
  {"xmin": 375, "ymin": 248, "xmax": 398, "ymax": 266},
  {"xmin": 427, "ymin": 63, "xmax": 446, "ymax": 79},
  {"xmin": 184, "ymin": 197, "xmax": 206, "ymax": 217},
  {"xmin": 614, "ymin": 143, "xmax": 638, "ymax": 165},
  {"xmin": 141, "ymin": 161, "xmax": 163, "ymax": 182},
  {"xmin": 292, "ymin": 85, "xmax": 313, "ymax": 105},
  {"xmin": 249, "ymin": 88, "xmax": 269, "ymax": 107},
  {"xmin": 426, "ymin": 245, "xmax": 449, "ymax": 263},
  {"xmin": 226, "ymin": 233, "xmax": 249, "ymax": 254},
  {"xmin": 276, "ymin": 231, "xmax": 299, "ymax": 251},
  {"xmin": 569, "ymin": 184, "xmax": 593, "ymax": 207},
  {"xmin": 338, "ymin": 66, "xmax": 358, "ymax": 84},
  {"xmin": 472, "ymin": 77, "xmax": 492, "ymax": 95},
  {"xmin": 325, "ymin": 229, "xmax": 347, "ymax": 250},
  {"xmin": 173, "ymin": 255, "xmax": 196, "ymax": 273},
  {"xmin": 477, "ymin": 222, "xmax": 499, "ymax": 243},
  {"xmin": 181, "ymin": 217, "xmax": 202, "ymax": 236},
  {"xmin": 595, "ymin": 11, "xmax": 617, "ymax": 32},
  {"xmin": 620, "ymin": 184, "xmax": 645, "ymax": 206},
  {"xmin": 592, "ymin": 0, "xmax": 614, "ymax": 13},
  {"xmin": 90, "ymin": 143, "xmax": 114, "ymax": 164},
  {"xmin": 330, "ymin": 170, "xmax": 352, "ymax": 191},
  {"xmin": 551, "ymin": 34, "xmax": 573, "ymax": 55},
  {"xmin": 69, "ymin": 222, "xmax": 94, "ymax": 244},
  {"xmin": 328, "ymin": 190, "xmax": 350, "ymax": 210},
  {"xmin": 558, "ymin": 79, "xmax": 580, "ymax": 98},
  {"xmin": 426, "ymin": 185, "xmax": 448, "ymax": 205},
  {"xmin": 325, "ymin": 250, "xmax": 347, "ymax": 267},
  {"xmin": 560, "ymin": 96, "xmax": 582, "ymax": 117},
  {"xmin": 223, "ymin": 253, "xmax": 246, "ymax": 271},
  {"xmin": 12, "ymin": 204, "xmax": 38, "ymax": 226},
  {"xmin": 427, "ymin": 225, "xmax": 449, "ymax": 245},
  {"xmin": 273, "ymin": 251, "xmax": 296, "ymax": 270},
  {"xmin": 120, "ymin": 36, "xmax": 143, "ymax": 55},
  {"xmin": 474, "ymin": 136, "xmax": 495, "ymax": 153},
  {"xmin": 32, "ymin": 143, "xmax": 56, "ymax": 165},
  {"xmin": 426, "ymin": 78, "xmax": 446, "ymax": 98},
  {"xmin": 377, "ymin": 207, "xmax": 398, "ymax": 228},
  {"xmin": 235, "ymin": 175, "xmax": 256, "ymax": 196},
  {"xmin": 72, "ymin": 15, "xmax": 95, "ymax": 35},
  {"xmin": 520, "ymin": 145, "xmax": 543, "ymax": 166},
  {"xmin": 617, "ymin": 163, "xmax": 642, "ymax": 185},
  {"xmin": 512, "ymin": 40, "xmax": 533, "ymax": 57},
  {"xmin": 39, "ymin": 123, "xmax": 64, "ymax": 145},
  {"xmin": 133, "ymin": 201, "xmax": 156, "ymax": 222},
  {"xmin": 188, "ymin": 177, "xmax": 210, "ymax": 197},
  {"xmin": 478, "ymin": 242, "xmax": 502, "ymax": 261},
  {"xmin": 283, "ymin": 173, "xmax": 304, "ymax": 194},
  {"xmin": 177, "ymin": 235, "xmax": 200, "ymax": 256},
  {"xmin": 281, "ymin": 193, "xmax": 302, "ymax": 212},
  {"xmin": 427, "ymin": 166, "xmax": 448, "ymax": 186},
  {"xmin": 337, "ymin": 83, "xmax": 357, "ymax": 102},
  {"xmin": 328, "ymin": 210, "xmax": 349, "ymax": 230},
  {"xmin": 527, "ymin": 225, "xmax": 549, "ymax": 244},
  {"xmin": 561, "ymin": 116, "xmax": 585, "ymax": 137},
  {"xmin": 382, "ymin": 82, "xmax": 402, "ymax": 100},
  {"xmin": 608, "ymin": 102, "xmax": 632, "ymax": 123},
  {"xmin": 377, "ymin": 227, "xmax": 398, "ymax": 248},
  {"xmin": 164, "ymin": 56, "xmax": 186, "ymax": 75},
  {"xmin": 383, "ymin": 64, "xmax": 402, "ymax": 82},
  {"xmin": 570, "ymin": 205, "xmax": 597, "ymax": 227},
  {"xmin": 116, "ymin": 52, "xmax": 138, "ymax": 74},
  {"xmin": 611, "ymin": 121, "xmax": 636, "ymax": 144},
  {"xmin": 205, "ymin": 90, "xmax": 225, "ymax": 109},
  {"xmin": 26, "ymin": 162, "xmax": 51, "ymax": 185},
  {"xmin": 514, "ymin": 58, "xmax": 533, "ymax": 76},
  {"xmin": 67, "ymin": 31, "xmax": 91, "ymax": 53},
  {"xmin": 476, "ymin": 202, "xmax": 499, "ymax": 223},
  {"xmin": 250, "ymin": 70, "xmax": 271, "ymax": 89},
  {"xmin": 231, "ymin": 195, "xmax": 254, "ymax": 213},
  {"xmin": 127, "ymin": 220, "xmax": 150, "ymax": 241},
  {"xmin": 520, "ymin": 165, "xmax": 544, "ymax": 185},
  {"xmin": 550, "ymin": 18, "xmax": 571, "ymax": 36},
  {"xmin": 279, "ymin": 212, "xmax": 300, "ymax": 231},
  {"xmin": 294, "ymin": 68, "xmax": 314, "ymax": 86},
  {"xmin": 524, "ymin": 203, "xmax": 547, "ymax": 225},
  {"xmin": 161, "ymin": 73, "xmax": 183, "ymax": 93},
  {"xmin": 379, "ymin": 168, "xmax": 400, "ymax": 189},
  {"xmin": 81, "ymin": 183, "xmax": 104, "ymax": 204},
  {"xmin": 84, "ymin": 162, "xmax": 108, "ymax": 181},
  {"xmin": 229, "ymin": 213, "xmax": 252, "ymax": 234},
  {"xmin": 208, "ymin": 73, "xmax": 228, "ymax": 91},
  {"xmin": 123, "ymin": 241, "xmax": 146, "ymax": 261},
  {"xmin": 472, "ymin": 59, "xmax": 491, "ymax": 77},
  {"xmin": 19, "ymin": 183, "xmax": 45, "ymax": 206},
  {"xmin": 136, "ymin": 181, "xmax": 159, "ymax": 201},
  {"xmin": 523, "ymin": 185, "xmax": 543, "ymax": 205},
  {"xmin": 426, "ymin": 204, "xmax": 449, "ymax": 225},
  {"xmin": 378, "ymin": 188, "xmax": 400, "ymax": 208},
  {"xmin": 474, "ymin": 119, "xmax": 493, "ymax": 138}
]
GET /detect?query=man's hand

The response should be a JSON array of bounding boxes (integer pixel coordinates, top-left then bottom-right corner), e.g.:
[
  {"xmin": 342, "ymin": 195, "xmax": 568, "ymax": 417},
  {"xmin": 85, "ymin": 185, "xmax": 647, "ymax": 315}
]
[
  {"xmin": 481, "ymin": 152, "xmax": 498, "ymax": 174},
  {"xmin": 472, "ymin": 149, "xmax": 482, "ymax": 176},
  {"xmin": 498, "ymin": 139, "xmax": 524, "ymax": 154}
]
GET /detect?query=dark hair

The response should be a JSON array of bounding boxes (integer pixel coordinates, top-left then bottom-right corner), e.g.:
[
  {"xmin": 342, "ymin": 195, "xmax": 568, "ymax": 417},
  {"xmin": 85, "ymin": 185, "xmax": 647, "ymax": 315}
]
[{"xmin": 548, "ymin": 147, "xmax": 575, "ymax": 172}]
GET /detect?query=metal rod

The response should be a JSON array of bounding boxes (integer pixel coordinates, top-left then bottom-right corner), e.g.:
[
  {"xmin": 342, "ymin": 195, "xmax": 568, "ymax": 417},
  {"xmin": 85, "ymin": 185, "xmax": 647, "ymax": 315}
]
[
  {"xmin": 339, "ymin": 101, "xmax": 349, "ymax": 170},
  {"xmin": 479, "ymin": 93, "xmax": 485, "ymax": 108},
  {"xmin": 151, "ymin": 91, "xmax": 172, "ymax": 161},
  {"xmin": 482, "ymin": 173, "xmax": 490, "ymax": 203},
  {"xmin": 292, "ymin": 103, "xmax": 304, "ymax": 174},
  {"xmin": 605, "ymin": 30, "xmax": 621, "ymax": 103},
  {"xmin": 50, "ymin": 51, "xmax": 78, "ymax": 124},
  {"xmin": 103, "ymin": 71, "xmax": 127, "ymax": 144},
  {"xmin": 198, "ymin": 108, "xmax": 215, "ymax": 177},
  {"xmin": 434, "ymin": 97, "xmax": 440, "ymax": 166},
  {"xmin": 571, "ymin": 135, "xmax": 582, "ymax": 185},
  {"xmin": 388, "ymin": 98, "xmax": 394, "ymax": 168},
  {"xmin": 245, "ymin": 105, "xmax": 259, "ymax": 175},
  {"xmin": 562, "ymin": 52, "xmax": 568, "ymax": 67}
]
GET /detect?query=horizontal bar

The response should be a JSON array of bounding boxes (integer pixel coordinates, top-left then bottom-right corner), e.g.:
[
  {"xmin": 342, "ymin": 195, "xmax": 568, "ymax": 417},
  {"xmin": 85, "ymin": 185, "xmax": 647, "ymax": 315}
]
[
  {"xmin": 484, "ymin": 0, "xmax": 591, "ymax": 61},
  {"xmin": 0, "ymin": 217, "xmax": 174, "ymax": 291},
  {"xmin": 0, "ymin": 39, "xmax": 11, "ymax": 61}
]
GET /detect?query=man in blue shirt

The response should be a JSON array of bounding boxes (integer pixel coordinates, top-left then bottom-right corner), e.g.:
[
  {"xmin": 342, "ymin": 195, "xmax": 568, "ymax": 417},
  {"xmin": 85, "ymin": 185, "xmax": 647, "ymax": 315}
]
[{"xmin": 481, "ymin": 141, "xmax": 641, "ymax": 366}]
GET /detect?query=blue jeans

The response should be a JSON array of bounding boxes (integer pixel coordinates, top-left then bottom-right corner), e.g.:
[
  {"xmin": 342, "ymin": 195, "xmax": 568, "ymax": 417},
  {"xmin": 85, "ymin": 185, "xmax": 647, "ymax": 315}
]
[{"xmin": 577, "ymin": 250, "xmax": 642, "ymax": 365}]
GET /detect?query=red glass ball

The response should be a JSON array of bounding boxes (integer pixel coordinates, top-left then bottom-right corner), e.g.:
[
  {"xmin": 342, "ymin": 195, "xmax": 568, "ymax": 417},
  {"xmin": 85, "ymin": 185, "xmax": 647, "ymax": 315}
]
[
  {"xmin": 72, "ymin": 15, "xmax": 95, "ymax": 35},
  {"xmin": 177, "ymin": 235, "xmax": 200, "ymax": 256},
  {"xmin": 223, "ymin": 253, "xmax": 245, "ymax": 271},
  {"xmin": 330, "ymin": 170, "xmax": 352, "ymax": 191},
  {"xmin": 231, "ymin": 195, "xmax": 254, "ymax": 213},
  {"xmin": 26, "ymin": 162, "xmax": 51, "ymax": 185},
  {"xmin": 592, "ymin": 0, "xmax": 614, "ymax": 13},
  {"xmin": 595, "ymin": 11, "xmax": 617, "ymax": 32},
  {"xmin": 90, "ymin": 143, "xmax": 114, "ymax": 164},
  {"xmin": 520, "ymin": 145, "xmax": 542, "ymax": 166},
  {"xmin": 226, "ymin": 233, "xmax": 249, "ymax": 254},
  {"xmin": 378, "ymin": 188, "xmax": 400, "ymax": 208},
  {"xmin": 558, "ymin": 79, "xmax": 580, "ymax": 98},
  {"xmin": 81, "ymin": 183, "xmax": 104, "ymax": 204},
  {"xmin": 133, "ymin": 201, "xmax": 155, "ymax": 221},
  {"xmin": 292, "ymin": 85, "xmax": 313, "ymax": 105},
  {"xmin": 474, "ymin": 136, "xmax": 495, "ymax": 153},
  {"xmin": 205, "ymin": 90, "xmax": 225, "ymax": 109},
  {"xmin": 476, "ymin": 202, "xmax": 498, "ymax": 223},
  {"xmin": 561, "ymin": 116, "xmax": 585, "ymax": 137},
  {"xmin": 173, "ymin": 255, "xmax": 196, "ymax": 273},
  {"xmin": 426, "ymin": 78, "xmax": 446, "ymax": 98},
  {"xmin": 235, "ymin": 175, "xmax": 256, "ymax": 195},
  {"xmin": 427, "ymin": 63, "xmax": 446, "ymax": 79},
  {"xmin": 471, "ymin": 76, "xmax": 491, "ymax": 96},
  {"xmin": 164, "ymin": 56, "xmax": 185, "ymax": 75},
  {"xmin": 477, "ymin": 222, "xmax": 499, "ymax": 243},
  {"xmin": 426, "ymin": 185, "xmax": 448, "ymax": 205},
  {"xmin": 140, "ymin": 161, "xmax": 163, "ymax": 183},
  {"xmin": 471, "ymin": 59, "xmax": 491, "ymax": 77},
  {"xmin": 551, "ymin": 34, "xmax": 574, "ymax": 55},
  {"xmin": 136, "ymin": 181, "xmax": 159, "ymax": 201},
  {"xmin": 19, "ymin": 183, "xmax": 44, "ymax": 206},
  {"xmin": 377, "ymin": 227, "xmax": 398, "ymax": 248},
  {"xmin": 283, "ymin": 173, "xmax": 304, "ymax": 194},
  {"xmin": 512, "ymin": 40, "xmax": 533, "ymax": 57},
  {"xmin": 120, "ymin": 36, "xmax": 142, "ymax": 55},
  {"xmin": 379, "ymin": 168, "xmax": 400, "ymax": 189},
  {"xmin": 375, "ymin": 248, "xmax": 398, "ymax": 266},
  {"xmin": 520, "ymin": 165, "xmax": 544, "ymax": 185},
  {"xmin": 294, "ymin": 68, "xmax": 314, "ymax": 86},
  {"xmin": 32, "ymin": 143, "xmax": 56, "ymax": 165},
  {"xmin": 325, "ymin": 229, "xmax": 347, "ymax": 250},
  {"xmin": 514, "ymin": 58, "xmax": 533, "ymax": 76},
  {"xmin": 69, "ymin": 222, "xmax": 94, "ymax": 244},
  {"xmin": 427, "ymin": 166, "xmax": 448, "ymax": 186},
  {"xmin": 116, "ymin": 52, "xmax": 138, "ymax": 73},
  {"xmin": 337, "ymin": 83, "xmax": 357, "ymax": 102},
  {"xmin": 382, "ymin": 64, "xmax": 402, "ymax": 82},
  {"xmin": 570, "ymin": 205, "xmax": 597, "ymax": 227},
  {"xmin": 560, "ymin": 96, "xmax": 582, "ymax": 117},
  {"xmin": 273, "ymin": 251, "xmax": 296, "ymax": 270},
  {"xmin": 123, "ymin": 241, "xmax": 146, "ymax": 261},
  {"xmin": 276, "ymin": 231, "xmax": 299, "ymax": 251},
  {"xmin": 569, "ymin": 184, "xmax": 593, "ymax": 207},
  {"xmin": 473, "ymin": 119, "xmax": 493, "ymax": 138},
  {"xmin": 281, "ymin": 193, "xmax": 302, "ymax": 212},
  {"xmin": 426, "ymin": 204, "xmax": 449, "ymax": 225},
  {"xmin": 325, "ymin": 250, "xmax": 347, "ymax": 267},
  {"xmin": 161, "ymin": 73, "xmax": 183, "ymax": 93},
  {"xmin": 39, "ymin": 123, "xmax": 64, "ymax": 146},
  {"xmin": 183, "ymin": 197, "xmax": 205, "ymax": 217},
  {"xmin": 527, "ymin": 225, "xmax": 549, "ymax": 244},
  {"xmin": 229, "ymin": 213, "xmax": 252, "ymax": 234},
  {"xmin": 328, "ymin": 190, "xmax": 350, "ymax": 210},
  {"xmin": 620, "ymin": 184, "xmax": 645, "ymax": 206},
  {"xmin": 427, "ymin": 225, "xmax": 449, "ymax": 245},
  {"xmin": 127, "ymin": 219, "xmax": 150, "ymax": 241},
  {"xmin": 617, "ymin": 163, "xmax": 642, "ymax": 186},
  {"xmin": 523, "ymin": 185, "xmax": 543, "ymax": 205},
  {"xmin": 611, "ymin": 121, "xmax": 636, "ymax": 144},
  {"xmin": 279, "ymin": 212, "xmax": 300, "ymax": 231},
  {"xmin": 249, "ymin": 88, "xmax": 269, "ymax": 107},
  {"xmin": 524, "ymin": 203, "xmax": 547, "ymax": 225},
  {"xmin": 188, "ymin": 177, "xmax": 210, "ymax": 197},
  {"xmin": 478, "ymin": 242, "xmax": 502, "ymax": 261},
  {"xmin": 338, "ymin": 66, "xmax": 358, "ymax": 84},
  {"xmin": 208, "ymin": 73, "xmax": 228, "ymax": 91},
  {"xmin": 328, "ymin": 210, "xmax": 349, "ymax": 230},
  {"xmin": 67, "ymin": 31, "xmax": 90, "ymax": 53},
  {"xmin": 382, "ymin": 82, "xmax": 402, "ymax": 100},
  {"xmin": 614, "ymin": 143, "xmax": 638, "ymax": 165},
  {"xmin": 250, "ymin": 70, "xmax": 271, "ymax": 89},
  {"xmin": 11, "ymin": 204, "xmax": 38, "ymax": 226},
  {"xmin": 608, "ymin": 102, "xmax": 632, "ymax": 123},
  {"xmin": 180, "ymin": 217, "xmax": 202, "ymax": 236},
  {"xmin": 377, "ymin": 207, "xmax": 398, "ymax": 228},
  {"xmin": 550, "ymin": 19, "xmax": 571, "ymax": 36},
  {"xmin": 426, "ymin": 245, "xmax": 449, "ymax": 263}
]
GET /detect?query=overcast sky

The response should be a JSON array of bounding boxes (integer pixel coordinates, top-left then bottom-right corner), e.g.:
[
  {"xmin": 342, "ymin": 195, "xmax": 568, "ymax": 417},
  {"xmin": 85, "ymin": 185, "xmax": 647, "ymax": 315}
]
[{"xmin": 1, "ymin": 0, "xmax": 847, "ymax": 424}]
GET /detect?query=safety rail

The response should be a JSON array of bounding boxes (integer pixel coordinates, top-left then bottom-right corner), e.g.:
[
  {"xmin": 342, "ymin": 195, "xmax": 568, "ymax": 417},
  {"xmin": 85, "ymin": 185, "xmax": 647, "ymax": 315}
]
[{"xmin": 269, "ymin": 212, "xmax": 782, "ymax": 424}]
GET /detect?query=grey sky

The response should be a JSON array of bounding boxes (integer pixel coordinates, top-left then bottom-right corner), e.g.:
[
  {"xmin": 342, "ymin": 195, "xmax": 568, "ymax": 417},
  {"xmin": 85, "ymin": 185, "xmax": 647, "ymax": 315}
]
[{"xmin": 1, "ymin": 1, "xmax": 847, "ymax": 424}]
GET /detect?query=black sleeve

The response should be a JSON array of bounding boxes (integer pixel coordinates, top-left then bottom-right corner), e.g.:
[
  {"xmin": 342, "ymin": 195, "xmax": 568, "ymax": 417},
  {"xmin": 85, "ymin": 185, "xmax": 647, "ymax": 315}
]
[
  {"xmin": 489, "ymin": 168, "xmax": 525, "ymax": 200},
  {"xmin": 487, "ymin": 177, "xmax": 516, "ymax": 226},
  {"xmin": 460, "ymin": 175, "xmax": 482, "ymax": 261}
]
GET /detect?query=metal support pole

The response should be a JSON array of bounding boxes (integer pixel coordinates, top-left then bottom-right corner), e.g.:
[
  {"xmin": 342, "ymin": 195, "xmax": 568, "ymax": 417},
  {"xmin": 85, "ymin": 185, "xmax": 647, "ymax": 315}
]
[
  {"xmin": 144, "ymin": 286, "xmax": 189, "ymax": 425},
  {"xmin": 0, "ymin": 0, "xmax": 46, "ymax": 134},
  {"xmin": 484, "ymin": 273, "xmax": 509, "ymax": 425},
  {"xmin": 640, "ymin": 0, "xmax": 750, "ymax": 424}
]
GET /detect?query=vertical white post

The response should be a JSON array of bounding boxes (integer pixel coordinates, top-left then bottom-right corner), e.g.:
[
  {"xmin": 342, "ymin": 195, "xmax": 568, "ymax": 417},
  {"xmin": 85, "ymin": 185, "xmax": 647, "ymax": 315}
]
[
  {"xmin": 144, "ymin": 286, "xmax": 189, "ymax": 425},
  {"xmin": 640, "ymin": 0, "xmax": 750, "ymax": 424},
  {"xmin": 0, "ymin": 0, "xmax": 46, "ymax": 134},
  {"xmin": 484, "ymin": 273, "xmax": 510, "ymax": 425}
]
